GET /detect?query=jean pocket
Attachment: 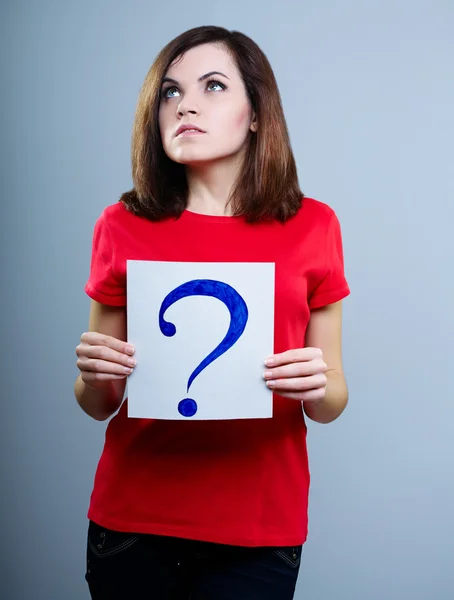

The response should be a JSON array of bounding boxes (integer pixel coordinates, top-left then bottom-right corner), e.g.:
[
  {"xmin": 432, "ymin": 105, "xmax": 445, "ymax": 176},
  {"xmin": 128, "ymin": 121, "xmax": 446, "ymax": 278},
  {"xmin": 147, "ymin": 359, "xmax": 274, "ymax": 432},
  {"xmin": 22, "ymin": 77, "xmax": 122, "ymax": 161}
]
[
  {"xmin": 87, "ymin": 520, "xmax": 140, "ymax": 558},
  {"xmin": 273, "ymin": 545, "xmax": 303, "ymax": 568}
]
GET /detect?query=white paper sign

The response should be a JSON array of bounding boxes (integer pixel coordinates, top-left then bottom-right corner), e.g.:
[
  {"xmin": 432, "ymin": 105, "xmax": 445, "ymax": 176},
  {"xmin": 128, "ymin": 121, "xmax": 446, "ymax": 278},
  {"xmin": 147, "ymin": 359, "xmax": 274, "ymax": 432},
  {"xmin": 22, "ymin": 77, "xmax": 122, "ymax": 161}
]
[{"xmin": 126, "ymin": 261, "xmax": 275, "ymax": 420}]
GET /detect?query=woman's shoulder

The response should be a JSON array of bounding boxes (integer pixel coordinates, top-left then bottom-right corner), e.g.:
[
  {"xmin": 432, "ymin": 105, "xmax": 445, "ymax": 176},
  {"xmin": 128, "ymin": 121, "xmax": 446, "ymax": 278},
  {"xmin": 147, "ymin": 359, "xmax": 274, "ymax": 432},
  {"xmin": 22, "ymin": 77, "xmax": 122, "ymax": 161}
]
[
  {"xmin": 299, "ymin": 196, "xmax": 337, "ymax": 220},
  {"xmin": 99, "ymin": 200, "xmax": 133, "ymax": 223},
  {"xmin": 286, "ymin": 196, "xmax": 339, "ymax": 231},
  {"xmin": 94, "ymin": 200, "xmax": 152, "ymax": 236}
]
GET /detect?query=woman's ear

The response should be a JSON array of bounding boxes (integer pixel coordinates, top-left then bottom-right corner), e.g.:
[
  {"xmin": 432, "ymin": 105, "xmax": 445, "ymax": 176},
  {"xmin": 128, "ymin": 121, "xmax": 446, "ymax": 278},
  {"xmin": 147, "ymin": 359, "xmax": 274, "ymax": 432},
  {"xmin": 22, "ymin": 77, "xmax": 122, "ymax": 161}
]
[{"xmin": 250, "ymin": 112, "xmax": 258, "ymax": 132}]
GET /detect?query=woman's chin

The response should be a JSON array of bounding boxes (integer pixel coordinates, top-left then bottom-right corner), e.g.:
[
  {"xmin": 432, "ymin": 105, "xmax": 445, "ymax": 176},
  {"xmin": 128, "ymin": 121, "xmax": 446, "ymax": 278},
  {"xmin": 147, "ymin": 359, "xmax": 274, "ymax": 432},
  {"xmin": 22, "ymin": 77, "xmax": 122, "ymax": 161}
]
[
  {"xmin": 172, "ymin": 153, "xmax": 219, "ymax": 167},
  {"xmin": 171, "ymin": 151, "xmax": 239, "ymax": 168}
]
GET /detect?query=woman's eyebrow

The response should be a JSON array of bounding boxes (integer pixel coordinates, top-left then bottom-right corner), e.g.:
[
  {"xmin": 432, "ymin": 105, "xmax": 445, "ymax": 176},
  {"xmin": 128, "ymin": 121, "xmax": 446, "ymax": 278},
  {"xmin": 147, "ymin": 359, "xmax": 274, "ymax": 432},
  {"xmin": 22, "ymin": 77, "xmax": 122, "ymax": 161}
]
[
  {"xmin": 161, "ymin": 71, "xmax": 230, "ymax": 86},
  {"xmin": 199, "ymin": 71, "xmax": 230, "ymax": 81},
  {"xmin": 161, "ymin": 77, "xmax": 179, "ymax": 86}
]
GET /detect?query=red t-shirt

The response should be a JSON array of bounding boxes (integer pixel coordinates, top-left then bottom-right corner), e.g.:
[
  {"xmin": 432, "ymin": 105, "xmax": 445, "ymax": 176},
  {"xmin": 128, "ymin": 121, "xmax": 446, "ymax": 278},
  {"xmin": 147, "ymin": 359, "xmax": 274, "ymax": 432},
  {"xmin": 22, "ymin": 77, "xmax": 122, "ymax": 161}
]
[{"xmin": 84, "ymin": 197, "xmax": 350, "ymax": 546}]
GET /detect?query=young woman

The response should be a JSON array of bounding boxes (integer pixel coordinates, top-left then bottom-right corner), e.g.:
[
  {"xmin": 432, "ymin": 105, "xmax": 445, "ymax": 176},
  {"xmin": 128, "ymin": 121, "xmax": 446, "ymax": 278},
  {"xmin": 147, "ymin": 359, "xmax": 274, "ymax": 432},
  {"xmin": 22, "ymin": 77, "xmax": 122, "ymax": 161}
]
[{"xmin": 75, "ymin": 25, "xmax": 350, "ymax": 600}]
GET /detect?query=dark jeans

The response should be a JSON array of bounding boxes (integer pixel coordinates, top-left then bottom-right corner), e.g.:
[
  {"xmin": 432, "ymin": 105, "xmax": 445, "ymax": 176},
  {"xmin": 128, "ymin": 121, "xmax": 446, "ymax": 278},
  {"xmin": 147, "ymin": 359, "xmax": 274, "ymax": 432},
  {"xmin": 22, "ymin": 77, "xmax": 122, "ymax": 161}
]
[{"xmin": 86, "ymin": 520, "xmax": 302, "ymax": 599}]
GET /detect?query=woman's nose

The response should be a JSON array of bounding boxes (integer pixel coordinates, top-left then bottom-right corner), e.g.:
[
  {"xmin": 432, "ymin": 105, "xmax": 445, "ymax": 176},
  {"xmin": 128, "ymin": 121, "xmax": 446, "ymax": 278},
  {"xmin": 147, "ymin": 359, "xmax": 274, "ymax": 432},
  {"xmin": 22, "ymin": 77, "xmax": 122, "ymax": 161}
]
[
  {"xmin": 177, "ymin": 92, "xmax": 200, "ymax": 117},
  {"xmin": 178, "ymin": 106, "xmax": 198, "ymax": 116}
]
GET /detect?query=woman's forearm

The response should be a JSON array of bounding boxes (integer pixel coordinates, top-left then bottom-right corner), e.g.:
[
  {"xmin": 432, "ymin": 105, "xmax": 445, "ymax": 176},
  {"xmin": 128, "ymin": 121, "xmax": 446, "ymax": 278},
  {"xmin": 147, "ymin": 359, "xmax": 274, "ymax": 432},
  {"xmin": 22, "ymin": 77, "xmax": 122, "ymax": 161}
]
[
  {"xmin": 303, "ymin": 370, "xmax": 348, "ymax": 424},
  {"xmin": 74, "ymin": 374, "xmax": 125, "ymax": 421}
]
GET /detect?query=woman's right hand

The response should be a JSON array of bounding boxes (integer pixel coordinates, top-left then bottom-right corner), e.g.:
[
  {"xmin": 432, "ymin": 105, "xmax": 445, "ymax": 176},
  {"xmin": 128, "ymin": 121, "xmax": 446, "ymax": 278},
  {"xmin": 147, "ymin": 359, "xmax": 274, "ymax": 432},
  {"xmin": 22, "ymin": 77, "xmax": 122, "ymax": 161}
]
[{"xmin": 76, "ymin": 332, "xmax": 136, "ymax": 390}]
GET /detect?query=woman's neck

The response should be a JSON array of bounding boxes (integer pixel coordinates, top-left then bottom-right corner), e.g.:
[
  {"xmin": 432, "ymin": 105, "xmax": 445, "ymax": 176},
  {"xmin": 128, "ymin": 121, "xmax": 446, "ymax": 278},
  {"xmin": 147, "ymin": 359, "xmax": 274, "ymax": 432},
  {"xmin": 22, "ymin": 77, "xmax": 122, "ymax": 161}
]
[{"xmin": 185, "ymin": 154, "xmax": 244, "ymax": 216}]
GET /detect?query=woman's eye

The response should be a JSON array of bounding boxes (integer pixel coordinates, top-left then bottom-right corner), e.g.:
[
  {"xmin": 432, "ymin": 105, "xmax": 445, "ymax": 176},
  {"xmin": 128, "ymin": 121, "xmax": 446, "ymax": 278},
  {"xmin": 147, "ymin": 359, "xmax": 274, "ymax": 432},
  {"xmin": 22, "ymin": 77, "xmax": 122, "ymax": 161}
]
[
  {"xmin": 162, "ymin": 87, "xmax": 180, "ymax": 99},
  {"xmin": 206, "ymin": 80, "xmax": 225, "ymax": 92},
  {"xmin": 161, "ymin": 81, "xmax": 225, "ymax": 99}
]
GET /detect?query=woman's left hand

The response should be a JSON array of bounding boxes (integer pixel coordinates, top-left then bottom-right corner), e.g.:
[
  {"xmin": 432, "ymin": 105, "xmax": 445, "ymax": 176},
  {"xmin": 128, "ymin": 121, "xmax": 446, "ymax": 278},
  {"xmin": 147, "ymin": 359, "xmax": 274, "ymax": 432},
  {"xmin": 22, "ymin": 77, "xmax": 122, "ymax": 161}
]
[{"xmin": 263, "ymin": 347, "xmax": 328, "ymax": 403}]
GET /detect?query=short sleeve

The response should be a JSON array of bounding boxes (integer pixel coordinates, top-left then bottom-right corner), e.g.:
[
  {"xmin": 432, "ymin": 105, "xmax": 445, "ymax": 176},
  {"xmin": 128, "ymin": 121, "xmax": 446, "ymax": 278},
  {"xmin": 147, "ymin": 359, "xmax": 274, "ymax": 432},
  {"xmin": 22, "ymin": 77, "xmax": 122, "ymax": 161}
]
[
  {"xmin": 84, "ymin": 210, "xmax": 127, "ymax": 306},
  {"xmin": 308, "ymin": 210, "xmax": 350, "ymax": 310}
]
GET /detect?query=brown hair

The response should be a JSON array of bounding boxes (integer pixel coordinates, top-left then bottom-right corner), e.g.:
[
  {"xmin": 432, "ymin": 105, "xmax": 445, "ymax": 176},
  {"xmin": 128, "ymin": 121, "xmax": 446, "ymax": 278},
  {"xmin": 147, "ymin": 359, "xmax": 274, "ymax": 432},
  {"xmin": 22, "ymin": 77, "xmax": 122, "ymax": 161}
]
[{"xmin": 120, "ymin": 25, "xmax": 303, "ymax": 223}]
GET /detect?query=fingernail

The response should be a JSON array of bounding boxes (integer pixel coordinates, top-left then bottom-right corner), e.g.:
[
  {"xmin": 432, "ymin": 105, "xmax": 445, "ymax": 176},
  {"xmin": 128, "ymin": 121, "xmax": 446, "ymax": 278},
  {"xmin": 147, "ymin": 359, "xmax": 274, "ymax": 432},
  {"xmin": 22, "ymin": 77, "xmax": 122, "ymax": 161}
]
[
  {"xmin": 264, "ymin": 371, "xmax": 273, "ymax": 379},
  {"xmin": 264, "ymin": 358, "xmax": 275, "ymax": 367},
  {"xmin": 124, "ymin": 367, "xmax": 133, "ymax": 374},
  {"xmin": 125, "ymin": 345, "xmax": 135, "ymax": 355},
  {"xmin": 127, "ymin": 358, "xmax": 136, "ymax": 367},
  {"xmin": 266, "ymin": 380, "xmax": 276, "ymax": 387}
]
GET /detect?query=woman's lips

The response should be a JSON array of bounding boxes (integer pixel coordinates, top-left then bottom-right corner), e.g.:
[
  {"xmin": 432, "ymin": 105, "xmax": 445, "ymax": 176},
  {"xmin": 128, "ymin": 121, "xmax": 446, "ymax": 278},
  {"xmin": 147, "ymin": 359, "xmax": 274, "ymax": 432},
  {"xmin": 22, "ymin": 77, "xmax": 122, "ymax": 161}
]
[
  {"xmin": 177, "ymin": 129, "xmax": 206, "ymax": 137},
  {"xmin": 175, "ymin": 124, "xmax": 206, "ymax": 137}
]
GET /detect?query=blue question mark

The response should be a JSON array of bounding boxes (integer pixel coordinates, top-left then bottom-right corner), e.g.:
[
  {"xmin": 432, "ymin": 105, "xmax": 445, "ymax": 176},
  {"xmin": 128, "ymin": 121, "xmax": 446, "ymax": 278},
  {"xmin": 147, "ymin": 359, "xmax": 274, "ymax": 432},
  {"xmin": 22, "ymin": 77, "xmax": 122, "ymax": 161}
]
[{"xmin": 158, "ymin": 279, "xmax": 249, "ymax": 417}]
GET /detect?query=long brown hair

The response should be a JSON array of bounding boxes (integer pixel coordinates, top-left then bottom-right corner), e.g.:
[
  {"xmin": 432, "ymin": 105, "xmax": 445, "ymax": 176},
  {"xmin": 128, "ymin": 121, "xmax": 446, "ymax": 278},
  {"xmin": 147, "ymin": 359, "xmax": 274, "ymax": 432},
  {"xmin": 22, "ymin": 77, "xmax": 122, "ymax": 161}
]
[{"xmin": 120, "ymin": 25, "xmax": 303, "ymax": 223}]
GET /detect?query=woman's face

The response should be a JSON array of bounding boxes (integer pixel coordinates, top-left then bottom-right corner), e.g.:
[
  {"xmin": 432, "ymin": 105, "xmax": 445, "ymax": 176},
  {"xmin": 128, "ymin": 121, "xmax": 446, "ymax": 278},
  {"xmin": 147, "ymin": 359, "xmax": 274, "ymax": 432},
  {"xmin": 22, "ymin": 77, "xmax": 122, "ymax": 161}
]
[{"xmin": 159, "ymin": 43, "xmax": 256, "ymax": 166}]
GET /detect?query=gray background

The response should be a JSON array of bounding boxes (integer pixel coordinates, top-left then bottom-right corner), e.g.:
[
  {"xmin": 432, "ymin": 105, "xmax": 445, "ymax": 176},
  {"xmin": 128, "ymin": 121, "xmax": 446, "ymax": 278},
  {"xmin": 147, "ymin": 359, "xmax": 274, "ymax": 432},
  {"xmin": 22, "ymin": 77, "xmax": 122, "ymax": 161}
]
[{"xmin": 2, "ymin": 1, "xmax": 453, "ymax": 598}]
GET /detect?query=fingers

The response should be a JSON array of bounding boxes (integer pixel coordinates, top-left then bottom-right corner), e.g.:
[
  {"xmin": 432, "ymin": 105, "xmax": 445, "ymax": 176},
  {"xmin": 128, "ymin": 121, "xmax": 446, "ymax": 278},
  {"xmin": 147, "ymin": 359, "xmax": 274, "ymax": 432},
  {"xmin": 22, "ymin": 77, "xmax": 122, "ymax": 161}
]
[
  {"xmin": 265, "ymin": 373, "xmax": 327, "ymax": 392},
  {"xmin": 263, "ymin": 348, "xmax": 328, "ymax": 402},
  {"xmin": 76, "ymin": 332, "xmax": 137, "ymax": 385},
  {"xmin": 76, "ymin": 342, "xmax": 136, "ymax": 369},
  {"xmin": 265, "ymin": 347, "xmax": 322, "ymax": 367},
  {"xmin": 264, "ymin": 358, "xmax": 327, "ymax": 381},
  {"xmin": 82, "ymin": 372, "xmax": 129, "ymax": 388},
  {"xmin": 80, "ymin": 332, "xmax": 135, "ymax": 356},
  {"xmin": 77, "ymin": 356, "xmax": 134, "ymax": 377}
]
